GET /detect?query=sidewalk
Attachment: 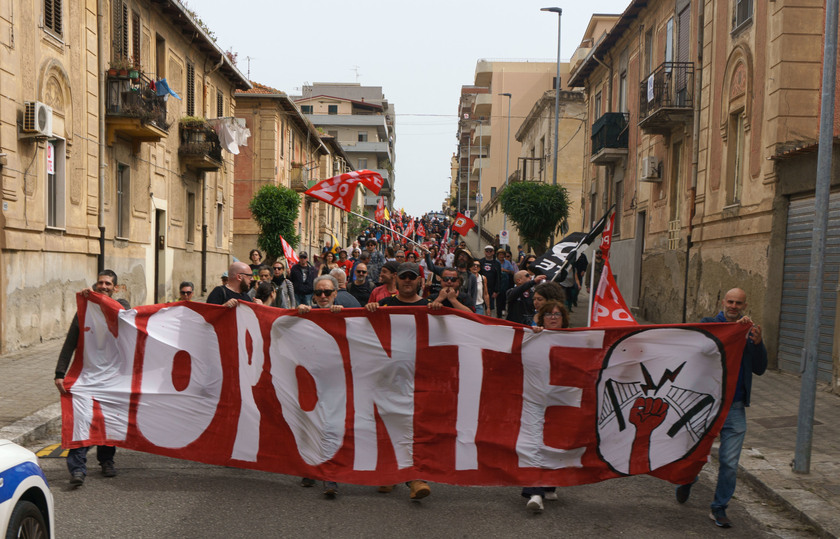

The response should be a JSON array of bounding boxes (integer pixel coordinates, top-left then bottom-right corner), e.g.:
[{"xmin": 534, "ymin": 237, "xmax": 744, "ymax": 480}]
[{"xmin": 2, "ymin": 305, "xmax": 839, "ymax": 537}]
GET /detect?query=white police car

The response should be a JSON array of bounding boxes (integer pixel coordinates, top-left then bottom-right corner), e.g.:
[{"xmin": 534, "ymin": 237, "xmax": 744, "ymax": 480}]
[{"xmin": 0, "ymin": 439, "xmax": 54, "ymax": 538}]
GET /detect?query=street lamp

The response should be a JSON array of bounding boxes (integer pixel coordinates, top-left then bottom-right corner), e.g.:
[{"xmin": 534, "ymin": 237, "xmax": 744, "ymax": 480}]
[
  {"xmin": 499, "ymin": 92, "xmax": 512, "ymax": 233},
  {"xmin": 541, "ymin": 6, "xmax": 562, "ymax": 186}
]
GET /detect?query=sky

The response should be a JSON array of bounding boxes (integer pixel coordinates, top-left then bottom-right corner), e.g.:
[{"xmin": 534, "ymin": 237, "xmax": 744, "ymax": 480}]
[{"xmin": 194, "ymin": 0, "xmax": 632, "ymax": 217}]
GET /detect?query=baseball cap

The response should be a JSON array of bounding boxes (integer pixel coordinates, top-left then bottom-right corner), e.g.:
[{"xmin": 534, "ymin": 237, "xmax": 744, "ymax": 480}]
[
  {"xmin": 485, "ymin": 245, "xmax": 494, "ymax": 251},
  {"xmin": 299, "ymin": 251, "xmax": 308, "ymax": 258},
  {"xmin": 382, "ymin": 261, "xmax": 401, "ymax": 274},
  {"xmin": 396, "ymin": 262, "xmax": 420, "ymax": 277}
]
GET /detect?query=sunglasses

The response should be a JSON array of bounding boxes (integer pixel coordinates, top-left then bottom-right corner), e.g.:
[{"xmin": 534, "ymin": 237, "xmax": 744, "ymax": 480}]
[
  {"xmin": 313, "ymin": 289, "xmax": 335, "ymax": 296},
  {"xmin": 180, "ymin": 290, "xmax": 193, "ymax": 295},
  {"xmin": 441, "ymin": 276, "xmax": 459, "ymax": 282},
  {"xmin": 398, "ymin": 273, "xmax": 419, "ymax": 280},
  {"xmin": 273, "ymin": 266, "xmax": 283, "ymax": 270},
  {"xmin": 356, "ymin": 270, "xmax": 367, "ymax": 274},
  {"xmin": 238, "ymin": 272, "xmax": 253, "ymax": 278}
]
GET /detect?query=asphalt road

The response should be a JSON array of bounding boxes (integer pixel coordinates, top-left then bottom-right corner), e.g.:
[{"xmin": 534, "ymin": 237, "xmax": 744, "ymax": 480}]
[{"xmin": 29, "ymin": 438, "xmax": 817, "ymax": 539}]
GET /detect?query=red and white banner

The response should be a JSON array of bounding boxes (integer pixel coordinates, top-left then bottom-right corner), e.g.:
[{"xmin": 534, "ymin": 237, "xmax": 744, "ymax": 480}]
[
  {"xmin": 304, "ymin": 170, "xmax": 384, "ymax": 211},
  {"xmin": 279, "ymin": 235, "xmax": 298, "ymax": 266},
  {"xmin": 590, "ymin": 213, "xmax": 637, "ymax": 327},
  {"xmin": 452, "ymin": 213, "xmax": 474, "ymax": 236},
  {"xmin": 374, "ymin": 197, "xmax": 385, "ymax": 224},
  {"xmin": 62, "ymin": 293, "xmax": 749, "ymax": 487}
]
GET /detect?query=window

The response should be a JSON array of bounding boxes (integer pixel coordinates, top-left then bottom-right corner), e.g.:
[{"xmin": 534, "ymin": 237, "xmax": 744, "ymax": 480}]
[
  {"xmin": 300, "ymin": 105, "xmax": 313, "ymax": 114},
  {"xmin": 46, "ymin": 138, "xmax": 66, "ymax": 228},
  {"xmin": 216, "ymin": 89, "xmax": 224, "ymax": 118},
  {"xmin": 357, "ymin": 158, "xmax": 368, "ymax": 169},
  {"xmin": 186, "ymin": 191, "xmax": 196, "ymax": 244},
  {"xmin": 594, "ymin": 91, "xmax": 602, "ymax": 120},
  {"xmin": 186, "ymin": 63, "xmax": 195, "ymax": 116},
  {"xmin": 734, "ymin": 0, "xmax": 752, "ymax": 30},
  {"xmin": 131, "ymin": 10, "xmax": 140, "ymax": 67},
  {"xmin": 644, "ymin": 29, "xmax": 654, "ymax": 75},
  {"xmin": 116, "ymin": 164, "xmax": 130, "ymax": 238},
  {"xmin": 44, "ymin": 0, "xmax": 62, "ymax": 36},
  {"xmin": 215, "ymin": 203, "xmax": 224, "ymax": 248},
  {"xmin": 112, "ymin": 0, "xmax": 129, "ymax": 60},
  {"xmin": 155, "ymin": 34, "xmax": 166, "ymax": 79},
  {"xmin": 328, "ymin": 105, "xmax": 338, "ymax": 115},
  {"xmin": 358, "ymin": 131, "xmax": 368, "ymax": 142},
  {"xmin": 726, "ymin": 112, "xmax": 745, "ymax": 204},
  {"xmin": 280, "ymin": 122, "xmax": 284, "ymax": 158},
  {"xmin": 619, "ymin": 49, "xmax": 628, "ymax": 113},
  {"xmin": 665, "ymin": 18, "xmax": 674, "ymax": 65}
]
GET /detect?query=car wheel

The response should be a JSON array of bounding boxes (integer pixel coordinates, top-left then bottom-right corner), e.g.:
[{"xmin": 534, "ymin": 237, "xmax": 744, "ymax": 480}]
[{"xmin": 5, "ymin": 500, "xmax": 48, "ymax": 539}]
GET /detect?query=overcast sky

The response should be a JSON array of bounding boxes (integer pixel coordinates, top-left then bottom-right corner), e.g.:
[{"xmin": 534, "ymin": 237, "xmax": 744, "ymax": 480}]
[{"xmin": 194, "ymin": 0, "xmax": 631, "ymax": 216}]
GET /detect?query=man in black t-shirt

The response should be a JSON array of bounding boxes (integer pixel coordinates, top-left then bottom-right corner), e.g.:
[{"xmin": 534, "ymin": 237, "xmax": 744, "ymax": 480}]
[
  {"xmin": 207, "ymin": 261, "xmax": 254, "ymax": 307},
  {"xmin": 428, "ymin": 268, "xmax": 474, "ymax": 313}
]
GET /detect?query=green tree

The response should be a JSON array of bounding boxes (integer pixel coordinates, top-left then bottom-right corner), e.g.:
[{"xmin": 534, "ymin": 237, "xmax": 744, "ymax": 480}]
[
  {"xmin": 499, "ymin": 182, "xmax": 571, "ymax": 255},
  {"xmin": 248, "ymin": 184, "xmax": 301, "ymax": 260}
]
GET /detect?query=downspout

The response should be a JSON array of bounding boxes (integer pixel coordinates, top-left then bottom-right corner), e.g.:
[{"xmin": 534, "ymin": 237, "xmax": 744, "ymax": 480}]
[
  {"xmin": 97, "ymin": 0, "xmax": 107, "ymax": 273},
  {"xmin": 683, "ymin": 7, "xmax": 704, "ymax": 323}
]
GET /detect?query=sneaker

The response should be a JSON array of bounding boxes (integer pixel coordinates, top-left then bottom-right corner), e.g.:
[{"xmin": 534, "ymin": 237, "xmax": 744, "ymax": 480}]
[
  {"xmin": 323, "ymin": 481, "xmax": 338, "ymax": 498},
  {"xmin": 675, "ymin": 482, "xmax": 692, "ymax": 504},
  {"xmin": 69, "ymin": 472, "xmax": 85, "ymax": 487},
  {"xmin": 408, "ymin": 480, "xmax": 430, "ymax": 500},
  {"xmin": 544, "ymin": 491, "xmax": 558, "ymax": 501},
  {"xmin": 377, "ymin": 485, "xmax": 395, "ymax": 493},
  {"xmin": 710, "ymin": 509, "xmax": 732, "ymax": 528},
  {"xmin": 526, "ymin": 494, "xmax": 544, "ymax": 513},
  {"xmin": 101, "ymin": 462, "xmax": 117, "ymax": 478},
  {"xmin": 300, "ymin": 478, "xmax": 315, "ymax": 487}
]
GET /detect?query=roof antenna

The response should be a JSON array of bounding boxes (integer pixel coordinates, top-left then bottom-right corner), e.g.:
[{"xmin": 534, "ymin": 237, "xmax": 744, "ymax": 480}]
[{"xmin": 351, "ymin": 65, "xmax": 361, "ymax": 83}]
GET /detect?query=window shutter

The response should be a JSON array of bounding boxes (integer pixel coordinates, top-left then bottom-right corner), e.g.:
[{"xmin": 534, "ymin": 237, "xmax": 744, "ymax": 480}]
[
  {"xmin": 186, "ymin": 63, "xmax": 195, "ymax": 116},
  {"xmin": 112, "ymin": 0, "xmax": 122, "ymax": 58},
  {"xmin": 217, "ymin": 89, "xmax": 223, "ymax": 118},
  {"xmin": 122, "ymin": 3, "xmax": 129, "ymax": 60},
  {"xmin": 132, "ymin": 10, "xmax": 140, "ymax": 66},
  {"xmin": 44, "ymin": 0, "xmax": 53, "ymax": 32}
]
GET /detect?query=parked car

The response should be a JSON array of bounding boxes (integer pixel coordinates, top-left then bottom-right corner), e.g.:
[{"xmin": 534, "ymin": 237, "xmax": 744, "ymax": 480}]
[{"xmin": 0, "ymin": 439, "xmax": 54, "ymax": 538}]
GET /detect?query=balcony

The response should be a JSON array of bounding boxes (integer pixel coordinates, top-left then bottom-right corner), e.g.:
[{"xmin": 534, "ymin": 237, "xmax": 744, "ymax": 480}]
[
  {"xmin": 290, "ymin": 164, "xmax": 315, "ymax": 192},
  {"xmin": 472, "ymin": 157, "xmax": 489, "ymax": 175},
  {"xmin": 105, "ymin": 73, "xmax": 169, "ymax": 151},
  {"xmin": 638, "ymin": 62, "xmax": 694, "ymax": 135},
  {"xmin": 590, "ymin": 112, "xmax": 629, "ymax": 165},
  {"xmin": 474, "ymin": 93, "xmax": 492, "ymax": 117},
  {"xmin": 179, "ymin": 120, "xmax": 223, "ymax": 171},
  {"xmin": 472, "ymin": 122, "xmax": 491, "ymax": 146}
]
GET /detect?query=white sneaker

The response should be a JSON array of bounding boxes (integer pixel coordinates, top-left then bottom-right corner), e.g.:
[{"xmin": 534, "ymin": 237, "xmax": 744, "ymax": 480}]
[
  {"xmin": 526, "ymin": 494, "xmax": 544, "ymax": 513},
  {"xmin": 544, "ymin": 491, "xmax": 558, "ymax": 501}
]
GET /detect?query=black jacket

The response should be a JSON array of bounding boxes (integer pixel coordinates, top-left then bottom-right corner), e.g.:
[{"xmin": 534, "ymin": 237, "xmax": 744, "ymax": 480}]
[{"xmin": 290, "ymin": 263, "xmax": 316, "ymax": 295}]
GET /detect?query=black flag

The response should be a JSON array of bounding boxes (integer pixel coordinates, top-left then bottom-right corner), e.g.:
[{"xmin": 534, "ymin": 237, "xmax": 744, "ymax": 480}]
[{"xmin": 530, "ymin": 205, "xmax": 615, "ymax": 282}]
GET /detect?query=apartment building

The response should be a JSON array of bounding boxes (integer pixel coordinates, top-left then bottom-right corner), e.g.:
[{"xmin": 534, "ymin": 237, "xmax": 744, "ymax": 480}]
[
  {"xmin": 569, "ymin": 0, "xmax": 839, "ymax": 390},
  {"xmin": 0, "ymin": 0, "xmax": 249, "ymax": 351},
  {"xmin": 293, "ymin": 83, "xmax": 396, "ymax": 216},
  {"xmin": 234, "ymin": 83, "xmax": 356, "ymax": 261}
]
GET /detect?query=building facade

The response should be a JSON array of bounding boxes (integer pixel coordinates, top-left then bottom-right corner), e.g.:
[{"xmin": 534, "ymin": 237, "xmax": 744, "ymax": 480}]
[
  {"xmin": 0, "ymin": 0, "xmax": 248, "ymax": 352},
  {"xmin": 570, "ymin": 0, "xmax": 839, "ymax": 391}
]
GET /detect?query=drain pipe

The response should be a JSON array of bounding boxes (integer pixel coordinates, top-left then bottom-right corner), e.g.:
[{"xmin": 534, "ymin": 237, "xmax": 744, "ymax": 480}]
[
  {"xmin": 683, "ymin": 7, "xmax": 704, "ymax": 323},
  {"xmin": 97, "ymin": 0, "xmax": 107, "ymax": 273}
]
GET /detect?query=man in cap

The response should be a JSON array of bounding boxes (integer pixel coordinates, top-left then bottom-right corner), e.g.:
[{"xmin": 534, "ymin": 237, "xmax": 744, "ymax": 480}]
[{"xmin": 290, "ymin": 251, "xmax": 316, "ymax": 306}]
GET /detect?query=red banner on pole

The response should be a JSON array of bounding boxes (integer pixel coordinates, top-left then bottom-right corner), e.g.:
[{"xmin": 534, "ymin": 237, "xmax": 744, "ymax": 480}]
[
  {"xmin": 452, "ymin": 213, "xmax": 474, "ymax": 236},
  {"xmin": 305, "ymin": 170, "xmax": 384, "ymax": 210},
  {"xmin": 62, "ymin": 294, "xmax": 749, "ymax": 487},
  {"xmin": 279, "ymin": 235, "xmax": 298, "ymax": 266}
]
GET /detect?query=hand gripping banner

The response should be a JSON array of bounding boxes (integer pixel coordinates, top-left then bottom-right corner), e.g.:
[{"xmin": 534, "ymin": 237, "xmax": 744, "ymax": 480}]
[{"xmin": 61, "ymin": 293, "xmax": 750, "ymax": 487}]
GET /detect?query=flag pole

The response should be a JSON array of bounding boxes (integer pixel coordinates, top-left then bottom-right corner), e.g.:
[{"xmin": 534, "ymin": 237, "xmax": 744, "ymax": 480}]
[
  {"xmin": 588, "ymin": 264, "xmax": 597, "ymax": 328},
  {"xmin": 347, "ymin": 209, "xmax": 426, "ymax": 250}
]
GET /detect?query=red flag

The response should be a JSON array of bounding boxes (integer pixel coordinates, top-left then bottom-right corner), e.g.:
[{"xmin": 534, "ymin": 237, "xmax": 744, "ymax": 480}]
[
  {"xmin": 441, "ymin": 227, "xmax": 450, "ymax": 248},
  {"xmin": 417, "ymin": 222, "xmax": 426, "ymax": 238},
  {"xmin": 304, "ymin": 170, "xmax": 384, "ymax": 211},
  {"xmin": 279, "ymin": 235, "xmax": 299, "ymax": 266},
  {"xmin": 375, "ymin": 196, "xmax": 385, "ymax": 224},
  {"xmin": 590, "ymin": 258, "xmax": 637, "ymax": 326},
  {"xmin": 599, "ymin": 213, "xmax": 615, "ymax": 258},
  {"xmin": 405, "ymin": 220, "xmax": 415, "ymax": 238},
  {"xmin": 451, "ymin": 213, "xmax": 474, "ymax": 236}
]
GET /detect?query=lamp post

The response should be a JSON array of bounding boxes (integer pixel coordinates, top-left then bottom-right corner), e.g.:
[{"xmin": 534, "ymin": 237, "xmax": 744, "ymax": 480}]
[
  {"xmin": 541, "ymin": 7, "xmax": 562, "ymax": 186},
  {"xmin": 500, "ymin": 92, "xmax": 512, "ymax": 233}
]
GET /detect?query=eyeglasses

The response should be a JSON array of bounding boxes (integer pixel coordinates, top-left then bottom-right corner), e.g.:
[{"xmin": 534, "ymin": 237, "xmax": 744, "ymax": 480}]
[
  {"xmin": 180, "ymin": 290, "xmax": 193, "ymax": 295},
  {"xmin": 441, "ymin": 276, "xmax": 458, "ymax": 282},
  {"xmin": 398, "ymin": 273, "xmax": 419, "ymax": 280},
  {"xmin": 356, "ymin": 270, "xmax": 367, "ymax": 274},
  {"xmin": 313, "ymin": 289, "xmax": 335, "ymax": 296},
  {"xmin": 544, "ymin": 312, "xmax": 564, "ymax": 319},
  {"xmin": 471, "ymin": 264, "xmax": 480, "ymax": 268},
  {"xmin": 238, "ymin": 273, "xmax": 253, "ymax": 278}
]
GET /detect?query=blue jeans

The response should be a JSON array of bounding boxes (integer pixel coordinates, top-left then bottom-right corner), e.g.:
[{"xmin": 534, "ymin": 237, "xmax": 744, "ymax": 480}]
[
  {"xmin": 475, "ymin": 304, "xmax": 486, "ymax": 315},
  {"xmin": 66, "ymin": 445, "xmax": 116, "ymax": 476},
  {"xmin": 295, "ymin": 293, "xmax": 312, "ymax": 307},
  {"xmin": 712, "ymin": 401, "xmax": 746, "ymax": 511}
]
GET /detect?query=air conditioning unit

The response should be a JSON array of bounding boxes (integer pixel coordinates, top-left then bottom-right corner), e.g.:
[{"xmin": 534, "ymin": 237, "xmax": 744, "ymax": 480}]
[
  {"xmin": 23, "ymin": 101, "xmax": 53, "ymax": 137},
  {"xmin": 640, "ymin": 156, "xmax": 661, "ymax": 181}
]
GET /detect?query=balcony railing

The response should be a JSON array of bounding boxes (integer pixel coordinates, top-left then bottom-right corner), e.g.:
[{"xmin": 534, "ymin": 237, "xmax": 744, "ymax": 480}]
[
  {"xmin": 591, "ymin": 112, "xmax": 629, "ymax": 158},
  {"xmin": 179, "ymin": 121, "xmax": 223, "ymax": 170},
  {"xmin": 638, "ymin": 62, "xmax": 694, "ymax": 133},
  {"xmin": 105, "ymin": 73, "xmax": 169, "ymax": 147}
]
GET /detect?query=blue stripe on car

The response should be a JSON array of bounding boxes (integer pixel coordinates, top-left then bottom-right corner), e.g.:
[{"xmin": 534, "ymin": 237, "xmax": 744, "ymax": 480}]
[{"xmin": 0, "ymin": 461, "xmax": 46, "ymax": 505}]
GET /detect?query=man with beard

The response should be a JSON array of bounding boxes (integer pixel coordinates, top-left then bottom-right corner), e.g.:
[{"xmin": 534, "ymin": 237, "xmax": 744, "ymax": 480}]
[
  {"xmin": 347, "ymin": 262, "xmax": 375, "ymax": 305},
  {"xmin": 479, "ymin": 245, "xmax": 501, "ymax": 315},
  {"xmin": 368, "ymin": 260, "xmax": 400, "ymax": 303},
  {"xmin": 207, "ymin": 261, "xmax": 255, "ymax": 307}
]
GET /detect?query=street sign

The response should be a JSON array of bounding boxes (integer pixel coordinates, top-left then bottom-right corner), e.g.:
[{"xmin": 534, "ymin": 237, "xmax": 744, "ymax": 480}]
[
  {"xmin": 499, "ymin": 229, "xmax": 509, "ymax": 245},
  {"xmin": 464, "ymin": 210, "xmax": 471, "ymax": 218},
  {"xmin": 475, "ymin": 193, "xmax": 483, "ymax": 204}
]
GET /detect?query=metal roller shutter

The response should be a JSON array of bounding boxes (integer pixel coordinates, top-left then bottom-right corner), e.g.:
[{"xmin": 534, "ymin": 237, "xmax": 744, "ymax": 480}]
[{"xmin": 778, "ymin": 192, "xmax": 840, "ymax": 382}]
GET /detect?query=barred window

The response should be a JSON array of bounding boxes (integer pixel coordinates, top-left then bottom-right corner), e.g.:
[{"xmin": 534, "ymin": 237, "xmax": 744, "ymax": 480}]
[
  {"xmin": 44, "ymin": 0, "xmax": 62, "ymax": 35},
  {"xmin": 186, "ymin": 63, "xmax": 195, "ymax": 116}
]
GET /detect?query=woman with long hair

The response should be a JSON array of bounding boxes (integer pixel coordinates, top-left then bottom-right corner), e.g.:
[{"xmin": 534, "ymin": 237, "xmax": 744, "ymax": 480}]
[{"xmin": 320, "ymin": 251, "xmax": 338, "ymax": 276}]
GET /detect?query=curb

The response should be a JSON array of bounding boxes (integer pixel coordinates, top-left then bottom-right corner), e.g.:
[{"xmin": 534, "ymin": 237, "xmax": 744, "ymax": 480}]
[{"xmin": 0, "ymin": 403, "xmax": 62, "ymax": 447}]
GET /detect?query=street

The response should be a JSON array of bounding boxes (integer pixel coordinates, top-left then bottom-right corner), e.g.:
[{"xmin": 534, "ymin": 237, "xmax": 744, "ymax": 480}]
[{"xmin": 30, "ymin": 437, "xmax": 814, "ymax": 538}]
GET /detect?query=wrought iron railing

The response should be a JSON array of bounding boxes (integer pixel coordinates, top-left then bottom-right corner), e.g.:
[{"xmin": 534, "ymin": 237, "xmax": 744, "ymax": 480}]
[
  {"xmin": 106, "ymin": 73, "xmax": 169, "ymax": 130},
  {"xmin": 639, "ymin": 62, "xmax": 694, "ymax": 122},
  {"xmin": 179, "ymin": 122, "xmax": 222, "ymax": 164},
  {"xmin": 591, "ymin": 112, "xmax": 629, "ymax": 155}
]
